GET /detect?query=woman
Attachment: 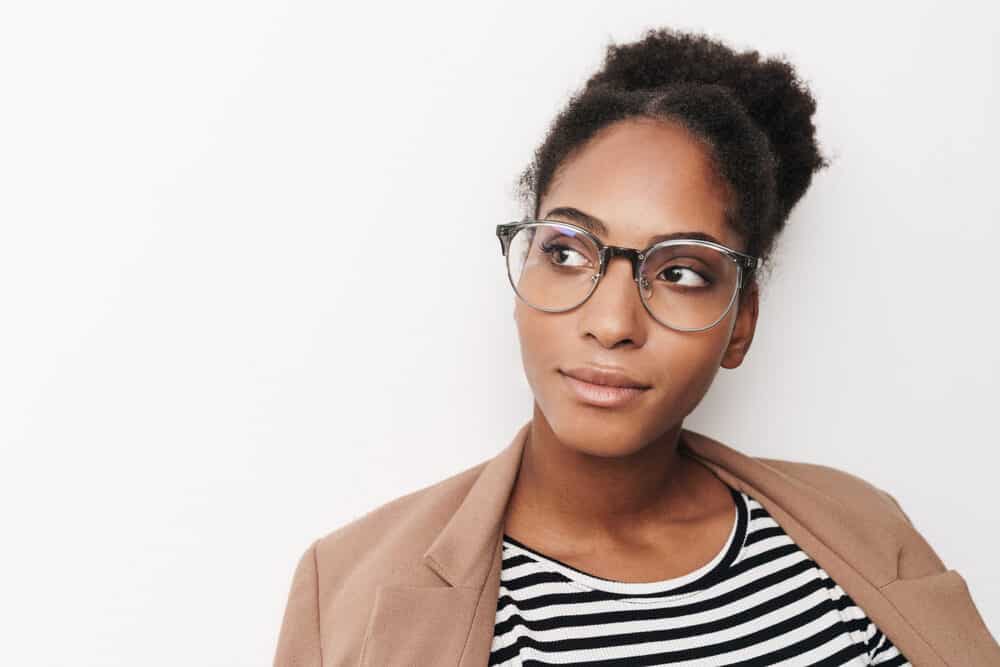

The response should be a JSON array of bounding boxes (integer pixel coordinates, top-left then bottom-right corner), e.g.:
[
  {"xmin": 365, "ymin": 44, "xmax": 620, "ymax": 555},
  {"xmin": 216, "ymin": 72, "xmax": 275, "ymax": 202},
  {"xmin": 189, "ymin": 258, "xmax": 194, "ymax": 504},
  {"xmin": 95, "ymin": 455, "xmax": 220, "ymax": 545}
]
[{"xmin": 273, "ymin": 28, "xmax": 999, "ymax": 666}]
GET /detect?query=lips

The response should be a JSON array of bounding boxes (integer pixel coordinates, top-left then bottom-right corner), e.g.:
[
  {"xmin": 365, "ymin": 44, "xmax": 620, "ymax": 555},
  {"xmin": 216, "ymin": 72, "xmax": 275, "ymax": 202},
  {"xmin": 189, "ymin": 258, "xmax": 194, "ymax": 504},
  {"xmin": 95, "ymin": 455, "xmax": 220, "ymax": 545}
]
[
  {"xmin": 559, "ymin": 368, "xmax": 650, "ymax": 408},
  {"xmin": 559, "ymin": 366, "xmax": 651, "ymax": 389}
]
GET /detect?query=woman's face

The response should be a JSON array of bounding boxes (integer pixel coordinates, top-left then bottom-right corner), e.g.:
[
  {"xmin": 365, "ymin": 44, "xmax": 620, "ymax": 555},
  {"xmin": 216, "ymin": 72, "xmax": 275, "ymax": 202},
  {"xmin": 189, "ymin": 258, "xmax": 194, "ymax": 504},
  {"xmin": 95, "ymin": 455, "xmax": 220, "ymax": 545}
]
[{"xmin": 514, "ymin": 117, "xmax": 759, "ymax": 458}]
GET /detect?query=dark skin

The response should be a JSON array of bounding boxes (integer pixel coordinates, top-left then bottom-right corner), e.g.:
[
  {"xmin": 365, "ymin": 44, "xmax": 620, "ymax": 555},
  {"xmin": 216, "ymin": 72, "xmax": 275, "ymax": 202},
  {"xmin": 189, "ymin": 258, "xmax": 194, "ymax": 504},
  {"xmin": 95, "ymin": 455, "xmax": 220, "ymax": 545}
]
[{"xmin": 503, "ymin": 117, "xmax": 760, "ymax": 582}]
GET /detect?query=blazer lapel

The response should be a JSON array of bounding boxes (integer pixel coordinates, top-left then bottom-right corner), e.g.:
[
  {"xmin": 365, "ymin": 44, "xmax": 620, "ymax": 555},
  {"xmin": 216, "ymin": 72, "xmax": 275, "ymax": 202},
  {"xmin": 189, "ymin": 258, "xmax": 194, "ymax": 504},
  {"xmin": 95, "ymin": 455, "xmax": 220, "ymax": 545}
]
[{"xmin": 358, "ymin": 422, "xmax": 528, "ymax": 666}]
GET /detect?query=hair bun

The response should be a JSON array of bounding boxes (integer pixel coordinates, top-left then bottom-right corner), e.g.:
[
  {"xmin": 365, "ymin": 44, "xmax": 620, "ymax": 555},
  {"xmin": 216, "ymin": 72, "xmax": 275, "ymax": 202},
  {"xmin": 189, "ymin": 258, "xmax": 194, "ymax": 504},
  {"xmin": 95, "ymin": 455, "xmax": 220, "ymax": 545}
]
[{"xmin": 583, "ymin": 27, "xmax": 829, "ymax": 222}]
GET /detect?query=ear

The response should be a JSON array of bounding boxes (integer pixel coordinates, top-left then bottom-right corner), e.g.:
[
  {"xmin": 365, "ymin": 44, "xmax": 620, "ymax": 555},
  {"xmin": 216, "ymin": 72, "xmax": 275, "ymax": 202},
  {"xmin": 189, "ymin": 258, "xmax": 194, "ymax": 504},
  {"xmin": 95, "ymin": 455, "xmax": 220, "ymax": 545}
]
[{"xmin": 721, "ymin": 280, "xmax": 759, "ymax": 369}]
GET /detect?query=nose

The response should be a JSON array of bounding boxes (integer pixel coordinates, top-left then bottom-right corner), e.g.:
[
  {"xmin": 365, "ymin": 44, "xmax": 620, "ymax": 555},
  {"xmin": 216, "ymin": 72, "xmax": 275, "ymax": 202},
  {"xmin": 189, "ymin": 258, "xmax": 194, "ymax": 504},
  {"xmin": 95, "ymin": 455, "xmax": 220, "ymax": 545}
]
[{"xmin": 577, "ymin": 253, "xmax": 647, "ymax": 348}]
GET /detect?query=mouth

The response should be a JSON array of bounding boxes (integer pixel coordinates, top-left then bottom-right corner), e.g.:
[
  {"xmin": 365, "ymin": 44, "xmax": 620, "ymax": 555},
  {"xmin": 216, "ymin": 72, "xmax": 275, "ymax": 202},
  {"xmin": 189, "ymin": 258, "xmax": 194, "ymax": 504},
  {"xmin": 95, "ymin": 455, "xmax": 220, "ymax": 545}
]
[{"xmin": 558, "ymin": 369, "xmax": 651, "ymax": 408}]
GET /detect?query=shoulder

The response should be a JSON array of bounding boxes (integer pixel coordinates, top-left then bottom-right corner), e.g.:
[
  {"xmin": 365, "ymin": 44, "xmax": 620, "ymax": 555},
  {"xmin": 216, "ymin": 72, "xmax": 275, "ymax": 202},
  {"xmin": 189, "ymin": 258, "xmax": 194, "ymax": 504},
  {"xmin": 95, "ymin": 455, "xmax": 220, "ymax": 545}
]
[
  {"xmin": 684, "ymin": 425, "xmax": 912, "ymax": 527},
  {"xmin": 754, "ymin": 455, "xmax": 911, "ymax": 523},
  {"xmin": 274, "ymin": 456, "xmax": 496, "ymax": 663},
  {"xmin": 308, "ymin": 456, "xmax": 490, "ymax": 591},
  {"xmin": 749, "ymin": 453, "xmax": 946, "ymax": 579}
]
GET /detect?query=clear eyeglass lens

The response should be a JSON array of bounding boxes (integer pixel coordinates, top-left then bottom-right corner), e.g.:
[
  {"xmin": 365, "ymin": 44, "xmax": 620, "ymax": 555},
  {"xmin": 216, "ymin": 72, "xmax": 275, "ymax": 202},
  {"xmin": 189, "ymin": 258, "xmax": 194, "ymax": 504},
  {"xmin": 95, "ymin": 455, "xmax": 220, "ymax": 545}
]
[
  {"xmin": 506, "ymin": 223, "xmax": 740, "ymax": 330},
  {"xmin": 638, "ymin": 242, "xmax": 739, "ymax": 330},
  {"xmin": 507, "ymin": 223, "xmax": 601, "ymax": 311}
]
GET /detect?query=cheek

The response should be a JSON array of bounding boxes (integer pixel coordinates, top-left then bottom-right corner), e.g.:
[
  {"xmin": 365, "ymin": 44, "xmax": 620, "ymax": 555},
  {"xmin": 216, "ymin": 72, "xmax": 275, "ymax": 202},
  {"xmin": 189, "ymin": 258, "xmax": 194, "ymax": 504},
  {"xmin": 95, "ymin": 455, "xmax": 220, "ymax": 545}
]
[
  {"xmin": 645, "ymin": 332, "xmax": 726, "ymax": 393},
  {"xmin": 514, "ymin": 301, "xmax": 558, "ymax": 378},
  {"xmin": 664, "ymin": 316, "xmax": 738, "ymax": 411}
]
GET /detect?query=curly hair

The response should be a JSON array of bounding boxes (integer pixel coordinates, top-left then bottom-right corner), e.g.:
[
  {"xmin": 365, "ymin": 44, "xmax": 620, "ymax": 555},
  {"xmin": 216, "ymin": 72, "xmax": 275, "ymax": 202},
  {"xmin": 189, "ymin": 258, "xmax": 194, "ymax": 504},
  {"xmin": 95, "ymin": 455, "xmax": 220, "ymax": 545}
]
[{"xmin": 515, "ymin": 27, "xmax": 831, "ymax": 287}]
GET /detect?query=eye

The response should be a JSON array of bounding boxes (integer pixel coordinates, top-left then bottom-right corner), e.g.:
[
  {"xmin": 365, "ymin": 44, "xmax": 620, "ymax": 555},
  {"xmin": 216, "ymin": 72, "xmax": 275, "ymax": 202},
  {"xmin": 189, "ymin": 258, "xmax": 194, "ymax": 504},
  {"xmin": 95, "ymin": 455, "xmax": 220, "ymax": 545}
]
[
  {"xmin": 659, "ymin": 264, "xmax": 711, "ymax": 287},
  {"xmin": 540, "ymin": 241, "xmax": 589, "ymax": 267}
]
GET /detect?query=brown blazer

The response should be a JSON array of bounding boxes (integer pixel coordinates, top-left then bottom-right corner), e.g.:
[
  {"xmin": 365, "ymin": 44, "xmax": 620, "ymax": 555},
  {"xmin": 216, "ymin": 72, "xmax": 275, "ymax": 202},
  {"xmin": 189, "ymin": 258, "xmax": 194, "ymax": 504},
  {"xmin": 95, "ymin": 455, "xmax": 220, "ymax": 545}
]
[{"xmin": 273, "ymin": 422, "xmax": 1000, "ymax": 666}]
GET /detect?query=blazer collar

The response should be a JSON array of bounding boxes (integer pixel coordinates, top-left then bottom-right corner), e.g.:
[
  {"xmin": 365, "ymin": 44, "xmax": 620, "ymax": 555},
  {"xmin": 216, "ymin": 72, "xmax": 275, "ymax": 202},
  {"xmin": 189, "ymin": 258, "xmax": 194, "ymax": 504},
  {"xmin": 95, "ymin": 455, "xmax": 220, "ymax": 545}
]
[
  {"xmin": 358, "ymin": 421, "xmax": 953, "ymax": 666},
  {"xmin": 359, "ymin": 422, "xmax": 531, "ymax": 666},
  {"xmin": 422, "ymin": 420, "xmax": 531, "ymax": 589},
  {"xmin": 422, "ymin": 420, "xmax": 900, "ymax": 590}
]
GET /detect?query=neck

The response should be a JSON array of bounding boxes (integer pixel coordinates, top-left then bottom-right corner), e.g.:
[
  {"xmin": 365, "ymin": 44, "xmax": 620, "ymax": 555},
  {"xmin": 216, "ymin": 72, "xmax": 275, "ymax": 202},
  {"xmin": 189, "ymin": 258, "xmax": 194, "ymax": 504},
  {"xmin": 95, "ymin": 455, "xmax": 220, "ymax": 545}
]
[{"xmin": 506, "ymin": 402, "xmax": 715, "ymax": 545}]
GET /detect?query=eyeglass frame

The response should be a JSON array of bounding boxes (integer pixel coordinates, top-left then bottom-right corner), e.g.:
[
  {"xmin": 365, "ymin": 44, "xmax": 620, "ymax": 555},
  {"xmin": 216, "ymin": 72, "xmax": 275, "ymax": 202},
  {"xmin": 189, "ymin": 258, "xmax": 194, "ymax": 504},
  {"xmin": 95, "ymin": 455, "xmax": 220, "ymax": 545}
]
[{"xmin": 495, "ymin": 219, "xmax": 761, "ymax": 332}]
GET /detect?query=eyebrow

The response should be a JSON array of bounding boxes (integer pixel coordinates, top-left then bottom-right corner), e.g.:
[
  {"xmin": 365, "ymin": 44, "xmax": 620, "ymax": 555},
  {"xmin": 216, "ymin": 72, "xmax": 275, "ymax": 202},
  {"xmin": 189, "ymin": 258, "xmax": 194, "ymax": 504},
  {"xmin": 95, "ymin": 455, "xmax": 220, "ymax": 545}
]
[{"xmin": 541, "ymin": 206, "xmax": 726, "ymax": 247}]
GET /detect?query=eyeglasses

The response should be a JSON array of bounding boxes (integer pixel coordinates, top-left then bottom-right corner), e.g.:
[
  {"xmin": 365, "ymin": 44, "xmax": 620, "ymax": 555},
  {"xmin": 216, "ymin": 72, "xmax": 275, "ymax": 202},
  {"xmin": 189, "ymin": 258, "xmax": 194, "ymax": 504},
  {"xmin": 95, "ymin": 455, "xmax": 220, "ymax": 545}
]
[{"xmin": 496, "ymin": 219, "xmax": 760, "ymax": 332}]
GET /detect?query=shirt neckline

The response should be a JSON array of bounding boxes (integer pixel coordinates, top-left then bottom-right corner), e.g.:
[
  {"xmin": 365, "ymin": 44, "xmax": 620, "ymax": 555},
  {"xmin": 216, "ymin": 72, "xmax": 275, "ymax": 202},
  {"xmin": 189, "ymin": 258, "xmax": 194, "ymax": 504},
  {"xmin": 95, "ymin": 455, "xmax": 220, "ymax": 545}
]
[{"xmin": 501, "ymin": 484, "xmax": 748, "ymax": 601}]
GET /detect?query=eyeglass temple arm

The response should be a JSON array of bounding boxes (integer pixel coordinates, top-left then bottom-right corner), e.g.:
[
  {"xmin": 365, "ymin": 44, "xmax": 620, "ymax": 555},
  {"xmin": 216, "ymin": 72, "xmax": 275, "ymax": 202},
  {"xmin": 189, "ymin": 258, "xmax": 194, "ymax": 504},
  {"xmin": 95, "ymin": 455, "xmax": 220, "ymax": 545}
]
[{"xmin": 739, "ymin": 256, "xmax": 759, "ymax": 289}]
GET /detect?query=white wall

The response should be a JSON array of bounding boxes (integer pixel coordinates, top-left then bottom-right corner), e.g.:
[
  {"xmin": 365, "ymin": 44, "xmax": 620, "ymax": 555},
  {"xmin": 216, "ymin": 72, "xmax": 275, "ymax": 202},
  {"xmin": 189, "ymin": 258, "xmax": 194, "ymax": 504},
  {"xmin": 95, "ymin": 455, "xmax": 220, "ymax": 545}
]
[{"xmin": 1, "ymin": 1, "xmax": 996, "ymax": 664}]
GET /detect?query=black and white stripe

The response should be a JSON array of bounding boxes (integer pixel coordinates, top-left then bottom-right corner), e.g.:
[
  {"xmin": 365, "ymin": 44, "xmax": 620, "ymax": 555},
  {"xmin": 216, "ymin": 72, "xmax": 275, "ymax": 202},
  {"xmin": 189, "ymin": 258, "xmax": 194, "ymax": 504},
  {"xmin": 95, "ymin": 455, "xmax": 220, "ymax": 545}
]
[{"xmin": 491, "ymin": 486, "xmax": 908, "ymax": 666}]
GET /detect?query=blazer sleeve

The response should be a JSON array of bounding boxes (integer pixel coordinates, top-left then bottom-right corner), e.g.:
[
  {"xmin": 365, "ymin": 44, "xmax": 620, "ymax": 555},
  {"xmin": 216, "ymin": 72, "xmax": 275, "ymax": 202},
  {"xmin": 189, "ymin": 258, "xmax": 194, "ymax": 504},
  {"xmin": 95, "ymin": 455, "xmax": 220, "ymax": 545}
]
[{"xmin": 273, "ymin": 538, "xmax": 323, "ymax": 667}]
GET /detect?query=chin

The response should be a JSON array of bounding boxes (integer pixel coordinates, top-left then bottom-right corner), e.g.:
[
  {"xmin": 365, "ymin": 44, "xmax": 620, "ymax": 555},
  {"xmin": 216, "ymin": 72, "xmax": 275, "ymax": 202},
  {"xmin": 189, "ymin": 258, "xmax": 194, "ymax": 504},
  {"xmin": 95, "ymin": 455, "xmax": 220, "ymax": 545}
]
[{"xmin": 537, "ymin": 398, "xmax": 652, "ymax": 459}]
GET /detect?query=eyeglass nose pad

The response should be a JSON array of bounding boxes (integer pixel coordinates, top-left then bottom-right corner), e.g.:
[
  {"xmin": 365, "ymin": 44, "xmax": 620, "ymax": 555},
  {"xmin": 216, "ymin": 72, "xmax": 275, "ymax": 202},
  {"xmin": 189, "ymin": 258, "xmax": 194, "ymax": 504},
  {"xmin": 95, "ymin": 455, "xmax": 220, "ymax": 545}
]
[{"xmin": 638, "ymin": 274, "xmax": 653, "ymax": 300}]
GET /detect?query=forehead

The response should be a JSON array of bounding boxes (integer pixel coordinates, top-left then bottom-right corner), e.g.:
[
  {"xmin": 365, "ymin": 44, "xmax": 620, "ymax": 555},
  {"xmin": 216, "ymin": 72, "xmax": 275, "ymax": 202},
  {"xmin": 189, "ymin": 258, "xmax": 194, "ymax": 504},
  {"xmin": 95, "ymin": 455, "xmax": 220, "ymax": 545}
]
[{"xmin": 541, "ymin": 118, "xmax": 738, "ymax": 249}]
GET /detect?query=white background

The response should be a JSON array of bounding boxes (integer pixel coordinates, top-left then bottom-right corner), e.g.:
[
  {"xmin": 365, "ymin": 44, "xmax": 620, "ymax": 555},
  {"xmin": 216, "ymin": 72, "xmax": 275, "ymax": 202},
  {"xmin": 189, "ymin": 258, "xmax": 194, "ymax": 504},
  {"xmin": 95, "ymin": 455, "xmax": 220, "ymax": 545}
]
[{"xmin": 1, "ymin": 1, "xmax": 997, "ymax": 664}]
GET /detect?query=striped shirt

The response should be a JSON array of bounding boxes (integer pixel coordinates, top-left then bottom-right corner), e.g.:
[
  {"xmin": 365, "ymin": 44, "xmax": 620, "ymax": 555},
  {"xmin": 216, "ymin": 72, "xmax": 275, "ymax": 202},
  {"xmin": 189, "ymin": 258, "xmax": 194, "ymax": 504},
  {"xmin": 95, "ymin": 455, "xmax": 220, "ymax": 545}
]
[{"xmin": 491, "ymin": 485, "xmax": 909, "ymax": 666}]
